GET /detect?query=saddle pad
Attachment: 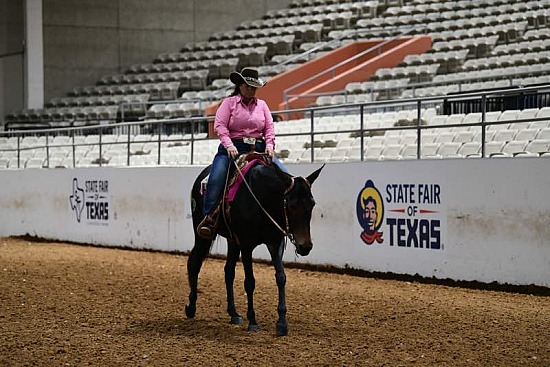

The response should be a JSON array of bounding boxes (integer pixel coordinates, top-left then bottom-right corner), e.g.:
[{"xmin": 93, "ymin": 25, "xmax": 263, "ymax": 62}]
[{"xmin": 227, "ymin": 159, "xmax": 269, "ymax": 202}]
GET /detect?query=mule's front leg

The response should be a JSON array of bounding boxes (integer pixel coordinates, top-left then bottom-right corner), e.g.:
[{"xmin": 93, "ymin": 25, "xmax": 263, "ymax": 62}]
[
  {"xmin": 269, "ymin": 241, "xmax": 288, "ymax": 336},
  {"xmin": 241, "ymin": 250, "xmax": 259, "ymax": 332},
  {"xmin": 225, "ymin": 241, "xmax": 243, "ymax": 325}
]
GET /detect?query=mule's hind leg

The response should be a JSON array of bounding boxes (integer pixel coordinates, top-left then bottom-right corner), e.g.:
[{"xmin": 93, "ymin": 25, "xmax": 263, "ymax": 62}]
[
  {"xmin": 268, "ymin": 240, "xmax": 288, "ymax": 336},
  {"xmin": 225, "ymin": 240, "xmax": 243, "ymax": 325},
  {"xmin": 185, "ymin": 238, "xmax": 211, "ymax": 318},
  {"xmin": 241, "ymin": 249, "xmax": 259, "ymax": 332}
]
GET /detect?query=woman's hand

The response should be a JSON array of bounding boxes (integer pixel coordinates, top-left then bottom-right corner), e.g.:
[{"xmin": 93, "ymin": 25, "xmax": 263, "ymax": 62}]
[
  {"xmin": 226, "ymin": 145, "xmax": 238, "ymax": 159},
  {"xmin": 266, "ymin": 148, "xmax": 275, "ymax": 158}
]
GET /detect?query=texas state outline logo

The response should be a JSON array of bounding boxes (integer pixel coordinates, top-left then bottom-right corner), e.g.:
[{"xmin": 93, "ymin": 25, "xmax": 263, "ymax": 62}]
[
  {"xmin": 356, "ymin": 180, "xmax": 384, "ymax": 245},
  {"xmin": 69, "ymin": 178, "xmax": 85, "ymax": 223}
]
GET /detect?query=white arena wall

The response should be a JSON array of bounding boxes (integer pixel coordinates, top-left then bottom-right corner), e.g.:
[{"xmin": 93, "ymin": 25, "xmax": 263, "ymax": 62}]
[{"xmin": 0, "ymin": 159, "xmax": 548, "ymax": 288}]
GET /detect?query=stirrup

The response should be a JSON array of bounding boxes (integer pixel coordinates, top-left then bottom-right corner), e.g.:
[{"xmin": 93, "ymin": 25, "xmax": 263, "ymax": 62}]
[{"xmin": 197, "ymin": 215, "xmax": 216, "ymax": 240}]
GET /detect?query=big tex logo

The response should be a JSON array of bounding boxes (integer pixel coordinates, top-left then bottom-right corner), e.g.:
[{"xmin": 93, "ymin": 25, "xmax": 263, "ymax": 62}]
[
  {"xmin": 356, "ymin": 180, "xmax": 384, "ymax": 245},
  {"xmin": 357, "ymin": 180, "xmax": 443, "ymax": 250}
]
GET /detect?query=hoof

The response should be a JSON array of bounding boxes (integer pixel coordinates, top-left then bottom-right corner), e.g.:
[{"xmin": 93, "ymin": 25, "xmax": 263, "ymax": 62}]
[
  {"xmin": 276, "ymin": 323, "xmax": 288, "ymax": 337},
  {"xmin": 247, "ymin": 324, "xmax": 260, "ymax": 332},
  {"xmin": 230, "ymin": 316, "xmax": 244, "ymax": 325},
  {"xmin": 185, "ymin": 304, "xmax": 196, "ymax": 318}
]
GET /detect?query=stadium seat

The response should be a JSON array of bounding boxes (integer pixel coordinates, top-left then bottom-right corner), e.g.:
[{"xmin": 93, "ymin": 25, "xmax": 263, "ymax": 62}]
[
  {"xmin": 434, "ymin": 131, "xmax": 456, "ymax": 144},
  {"xmin": 525, "ymin": 139, "xmax": 550, "ymax": 155},
  {"xmin": 379, "ymin": 144, "xmax": 403, "ymax": 160},
  {"xmin": 399, "ymin": 144, "xmax": 418, "ymax": 159},
  {"xmin": 25, "ymin": 157, "xmax": 45, "ymax": 169},
  {"xmin": 0, "ymin": 157, "xmax": 9, "ymax": 169},
  {"xmin": 501, "ymin": 140, "xmax": 529, "ymax": 156},
  {"xmin": 514, "ymin": 129, "xmax": 539, "ymax": 142},
  {"xmin": 421, "ymin": 142, "xmax": 441, "ymax": 158},
  {"xmin": 458, "ymin": 142, "xmax": 481, "ymax": 158},
  {"xmin": 537, "ymin": 128, "xmax": 550, "ymax": 140},
  {"xmin": 492, "ymin": 129, "xmax": 517, "ymax": 142},
  {"xmin": 486, "ymin": 141, "xmax": 506, "ymax": 157},
  {"xmin": 437, "ymin": 142, "xmax": 462, "ymax": 158}
]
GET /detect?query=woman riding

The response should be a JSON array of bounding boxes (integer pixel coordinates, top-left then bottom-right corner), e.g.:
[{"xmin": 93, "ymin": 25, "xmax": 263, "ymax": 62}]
[{"xmin": 197, "ymin": 67, "xmax": 287, "ymax": 239}]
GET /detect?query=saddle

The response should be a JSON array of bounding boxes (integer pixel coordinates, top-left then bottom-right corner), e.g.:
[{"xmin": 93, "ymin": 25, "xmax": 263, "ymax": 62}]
[
  {"xmin": 200, "ymin": 152, "xmax": 271, "ymax": 199},
  {"xmin": 201, "ymin": 152, "xmax": 272, "ymax": 239},
  {"xmin": 226, "ymin": 152, "xmax": 272, "ymax": 202}
]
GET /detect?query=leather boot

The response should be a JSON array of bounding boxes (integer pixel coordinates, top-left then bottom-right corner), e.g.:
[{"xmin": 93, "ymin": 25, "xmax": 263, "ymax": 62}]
[{"xmin": 197, "ymin": 214, "xmax": 217, "ymax": 240}]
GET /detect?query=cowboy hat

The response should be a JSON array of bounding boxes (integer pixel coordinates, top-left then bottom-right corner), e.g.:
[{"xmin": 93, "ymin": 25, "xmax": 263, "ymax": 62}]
[{"xmin": 229, "ymin": 67, "xmax": 267, "ymax": 88}]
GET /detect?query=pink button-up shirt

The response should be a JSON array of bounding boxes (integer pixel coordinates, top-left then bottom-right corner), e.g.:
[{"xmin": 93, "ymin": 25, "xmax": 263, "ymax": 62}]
[{"xmin": 214, "ymin": 95, "xmax": 275, "ymax": 150}]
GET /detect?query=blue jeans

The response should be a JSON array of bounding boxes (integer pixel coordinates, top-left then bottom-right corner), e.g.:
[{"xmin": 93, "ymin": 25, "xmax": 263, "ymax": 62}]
[{"xmin": 202, "ymin": 140, "xmax": 288, "ymax": 216}]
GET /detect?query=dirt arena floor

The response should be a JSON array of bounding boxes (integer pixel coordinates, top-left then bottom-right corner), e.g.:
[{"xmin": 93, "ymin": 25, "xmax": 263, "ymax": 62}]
[{"xmin": 1, "ymin": 237, "xmax": 548, "ymax": 366}]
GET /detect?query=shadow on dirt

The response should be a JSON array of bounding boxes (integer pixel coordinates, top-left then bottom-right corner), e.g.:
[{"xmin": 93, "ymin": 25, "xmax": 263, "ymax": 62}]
[{"xmin": 122, "ymin": 316, "xmax": 265, "ymax": 341}]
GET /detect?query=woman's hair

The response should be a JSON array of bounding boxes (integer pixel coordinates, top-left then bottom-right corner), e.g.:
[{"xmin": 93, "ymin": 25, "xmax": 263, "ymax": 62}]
[{"xmin": 230, "ymin": 83, "xmax": 241, "ymax": 96}]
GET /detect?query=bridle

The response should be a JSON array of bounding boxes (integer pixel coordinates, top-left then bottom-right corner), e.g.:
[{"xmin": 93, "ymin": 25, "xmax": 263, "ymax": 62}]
[{"xmin": 233, "ymin": 160, "xmax": 310, "ymax": 245}]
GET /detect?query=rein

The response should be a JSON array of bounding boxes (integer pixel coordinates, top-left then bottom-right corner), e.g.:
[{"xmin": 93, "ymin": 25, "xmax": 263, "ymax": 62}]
[{"xmin": 232, "ymin": 158, "xmax": 297, "ymax": 243}]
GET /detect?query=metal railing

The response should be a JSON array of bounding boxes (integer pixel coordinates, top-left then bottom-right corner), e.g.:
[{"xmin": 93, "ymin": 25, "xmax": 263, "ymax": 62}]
[{"xmin": 1, "ymin": 85, "xmax": 549, "ymax": 169}]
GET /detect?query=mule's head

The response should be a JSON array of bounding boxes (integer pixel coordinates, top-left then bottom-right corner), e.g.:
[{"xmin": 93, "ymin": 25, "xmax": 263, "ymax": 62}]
[{"xmin": 284, "ymin": 165, "xmax": 324, "ymax": 256}]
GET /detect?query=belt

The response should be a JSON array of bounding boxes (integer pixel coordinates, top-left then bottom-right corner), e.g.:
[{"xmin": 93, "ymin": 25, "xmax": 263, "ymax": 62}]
[{"xmin": 232, "ymin": 137, "xmax": 264, "ymax": 144}]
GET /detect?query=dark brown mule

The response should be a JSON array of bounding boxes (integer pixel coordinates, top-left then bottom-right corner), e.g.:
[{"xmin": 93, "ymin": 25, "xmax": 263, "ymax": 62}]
[{"xmin": 185, "ymin": 161, "xmax": 324, "ymax": 336}]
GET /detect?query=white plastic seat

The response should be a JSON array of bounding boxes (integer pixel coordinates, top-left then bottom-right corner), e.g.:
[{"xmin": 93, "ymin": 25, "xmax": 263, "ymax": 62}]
[
  {"xmin": 419, "ymin": 132, "xmax": 437, "ymax": 143},
  {"xmin": 437, "ymin": 142, "xmax": 462, "ymax": 158},
  {"xmin": 434, "ymin": 131, "xmax": 456, "ymax": 143},
  {"xmin": 21, "ymin": 136, "xmax": 38, "ymax": 147},
  {"xmin": 0, "ymin": 157, "xmax": 9, "ymax": 169},
  {"xmin": 399, "ymin": 133, "xmax": 417, "ymax": 145},
  {"xmin": 364, "ymin": 145, "xmax": 384, "ymax": 160},
  {"xmin": 501, "ymin": 140, "xmax": 529, "ymax": 156},
  {"xmin": 537, "ymin": 128, "xmax": 550, "ymax": 140},
  {"xmin": 336, "ymin": 137, "xmax": 356, "ymax": 148},
  {"xmin": 454, "ymin": 130, "xmax": 475, "ymax": 143},
  {"xmin": 317, "ymin": 148, "xmax": 335, "ymax": 160},
  {"xmin": 427, "ymin": 115, "xmax": 448, "ymax": 126},
  {"xmin": 379, "ymin": 144, "xmax": 403, "ymax": 160},
  {"xmin": 400, "ymin": 144, "xmax": 419, "ymax": 159},
  {"xmin": 498, "ymin": 110, "xmax": 521, "ymax": 122},
  {"xmin": 446, "ymin": 113, "xmax": 465, "ymax": 125},
  {"xmin": 365, "ymin": 136, "xmax": 385, "ymax": 147},
  {"xmin": 528, "ymin": 120, "xmax": 550, "ymax": 130},
  {"xmin": 458, "ymin": 142, "xmax": 481, "ymax": 157},
  {"xmin": 486, "ymin": 141, "xmax": 506, "ymax": 156},
  {"xmin": 421, "ymin": 142, "xmax": 441, "ymax": 158},
  {"xmin": 287, "ymin": 149, "xmax": 306, "ymax": 162},
  {"xmin": 492, "ymin": 129, "xmax": 517, "ymax": 142},
  {"xmin": 384, "ymin": 135, "xmax": 401, "ymax": 146},
  {"xmin": 513, "ymin": 151, "xmax": 539, "ymax": 158},
  {"xmin": 525, "ymin": 139, "xmax": 550, "ymax": 155},
  {"xmin": 49, "ymin": 148, "xmax": 70, "ymax": 159},
  {"xmin": 347, "ymin": 147, "xmax": 364, "ymax": 162},
  {"xmin": 514, "ymin": 129, "xmax": 539, "ymax": 142},
  {"xmin": 329, "ymin": 148, "xmax": 349, "ymax": 162},
  {"xmin": 462, "ymin": 112, "xmax": 482, "ymax": 125},
  {"xmin": 25, "ymin": 157, "xmax": 45, "ymax": 169},
  {"xmin": 488, "ymin": 121, "xmax": 510, "ymax": 131},
  {"xmin": 514, "ymin": 108, "xmax": 540, "ymax": 130},
  {"xmin": 7, "ymin": 157, "xmax": 25, "ymax": 169},
  {"xmin": 484, "ymin": 111, "xmax": 502, "ymax": 122},
  {"xmin": 534, "ymin": 106, "xmax": 550, "ymax": 119}
]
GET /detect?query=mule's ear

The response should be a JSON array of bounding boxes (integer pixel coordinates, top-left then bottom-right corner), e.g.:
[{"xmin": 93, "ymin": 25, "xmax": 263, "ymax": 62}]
[{"xmin": 306, "ymin": 164, "xmax": 325, "ymax": 186}]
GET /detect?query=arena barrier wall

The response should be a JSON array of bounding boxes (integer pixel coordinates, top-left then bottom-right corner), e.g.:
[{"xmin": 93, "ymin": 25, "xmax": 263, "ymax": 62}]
[{"xmin": 0, "ymin": 159, "xmax": 548, "ymax": 287}]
